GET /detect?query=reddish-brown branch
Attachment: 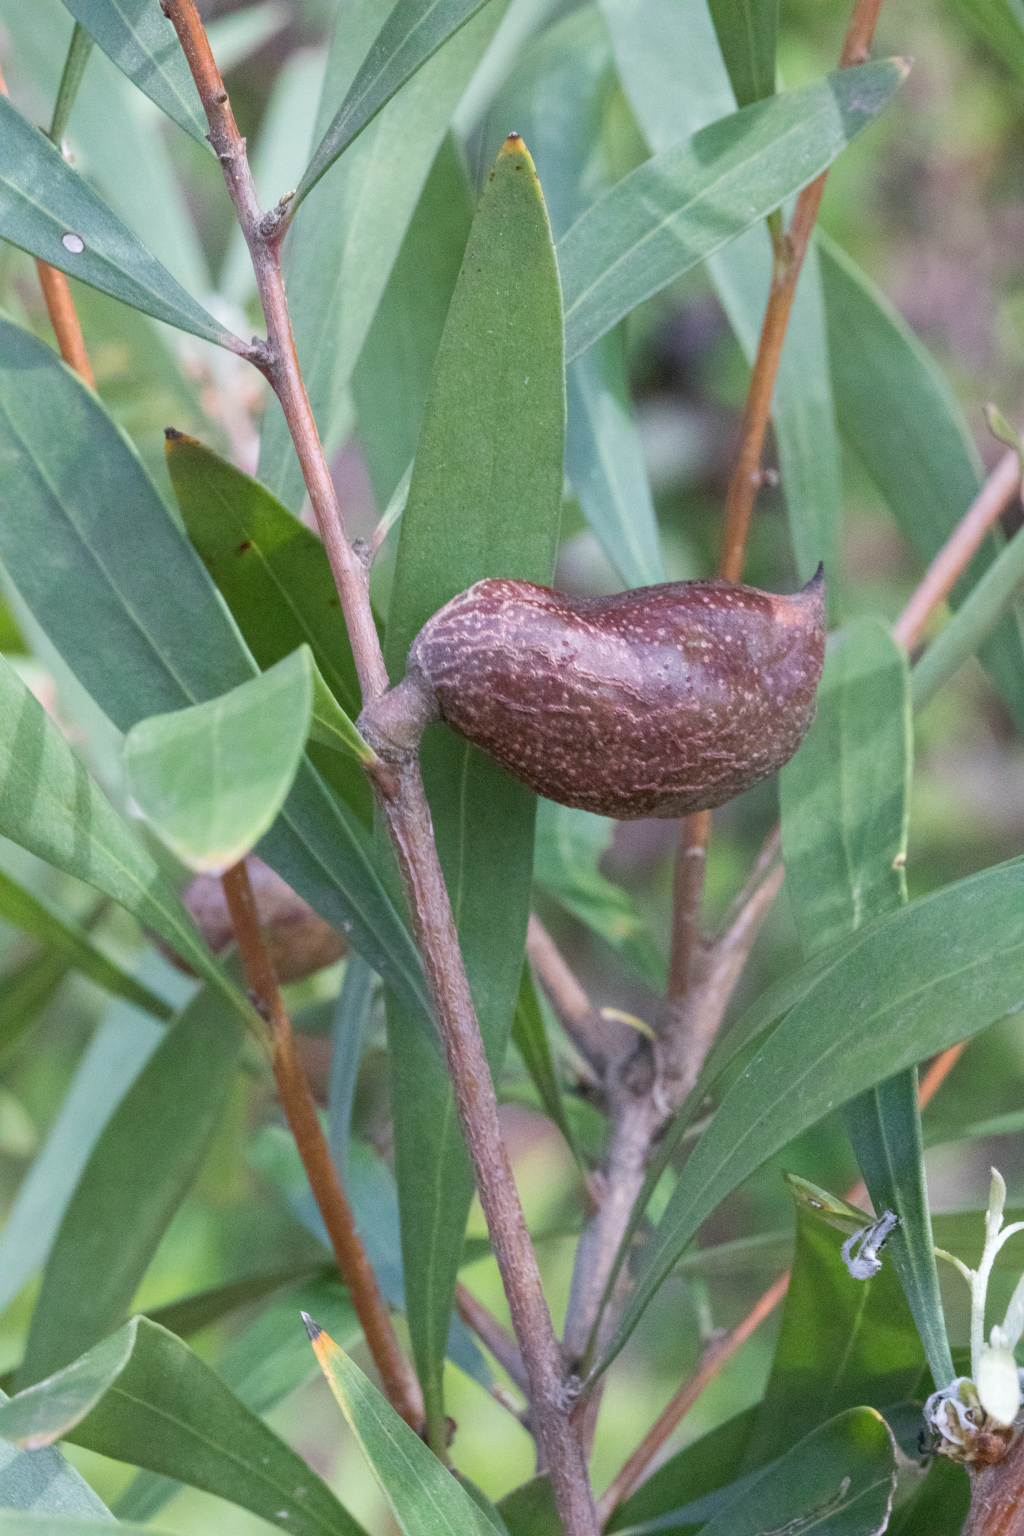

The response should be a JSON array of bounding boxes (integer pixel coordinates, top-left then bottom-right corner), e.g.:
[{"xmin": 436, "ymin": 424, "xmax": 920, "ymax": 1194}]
[
  {"xmin": 220, "ymin": 862, "xmax": 425, "ymax": 1434},
  {"xmin": 918, "ymin": 1044, "xmax": 967, "ymax": 1108},
  {"xmin": 719, "ymin": 0, "xmax": 888, "ymax": 580},
  {"xmin": 894, "ymin": 451, "xmax": 1021, "ymax": 652},
  {"xmin": 34, "ymin": 261, "xmax": 94, "ymax": 385},
  {"xmin": 596, "ymin": 1270, "xmax": 790, "ymax": 1525}
]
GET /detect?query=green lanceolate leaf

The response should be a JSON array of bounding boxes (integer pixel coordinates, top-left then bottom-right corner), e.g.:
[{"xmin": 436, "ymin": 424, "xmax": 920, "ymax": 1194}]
[
  {"xmin": 780, "ymin": 619, "xmax": 911, "ymax": 958},
  {"xmin": 58, "ymin": 0, "xmax": 210, "ymax": 147},
  {"xmin": 0, "ymin": 317, "xmax": 432, "ymax": 1034},
  {"xmin": 741, "ymin": 1200, "xmax": 925, "ymax": 1470},
  {"xmin": 0, "ymin": 868, "xmax": 171, "ymax": 1020},
  {"xmin": 0, "ymin": 98, "xmax": 236, "ymax": 347},
  {"xmin": 601, "ymin": 0, "xmax": 844, "ymax": 602},
  {"xmin": 0, "ymin": 1317, "xmax": 367, "ymax": 1536},
  {"xmin": 258, "ymin": 0, "xmax": 504, "ymax": 513},
  {"xmin": 353, "ymin": 133, "xmax": 474, "ymax": 511},
  {"xmin": 950, "ymin": 0, "xmax": 1024, "ymax": 85},
  {"xmin": 598, "ymin": 856, "xmax": 1024, "ymax": 1375},
  {"xmin": 165, "ymin": 430, "xmax": 374, "ymax": 826},
  {"xmin": 707, "ymin": 0, "xmax": 778, "ymax": 107},
  {"xmin": 533, "ymin": 800, "xmax": 665, "ymax": 988},
  {"xmin": 295, "ymin": 0, "xmax": 494, "ymax": 209},
  {"xmin": 698, "ymin": 1408, "xmax": 896, "ymax": 1536},
  {"xmin": 819, "ymin": 232, "xmax": 1024, "ymax": 732},
  {"xmin": 0, "ymin": 1387, "xmax": 115, "ymax": 1521},
  {"xmin": 559, "ymin": 60, "xmax": 907, "ymax": 363},
  {"xmin": 607, "ymin": 1409, "xmax": 758, "ymax": 1533},
  {"xmin": 125, "ymin": 646, "xmax": 373, "ymax": 874},
  {"xmin": 382, "ymin": 133, "xmax": 564, "ymax": 1447},
  {"xmin": 0, "ymin": 653, "xmax": 249, "ymax": 1014},
  {"xmin": 0, "ymin": 948, "xmax": 73, "ymax": 1061},
  {"xmin": 18, "ymin": 979, "xmax": 245, "ymax": 1386},
  {"xmin": 305, "ymin": 1320, "xmax": 498, "ymax": 1536}
]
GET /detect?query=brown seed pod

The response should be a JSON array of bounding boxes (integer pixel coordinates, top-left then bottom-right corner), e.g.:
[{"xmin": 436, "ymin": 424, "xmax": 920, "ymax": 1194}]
[
  {"xmin": 405, "ymin": 570, "xmax": 826, "ymax": 820},
  {"xmin": 158, "ymin": 856, "xmax": 346, "ymax": 983}
]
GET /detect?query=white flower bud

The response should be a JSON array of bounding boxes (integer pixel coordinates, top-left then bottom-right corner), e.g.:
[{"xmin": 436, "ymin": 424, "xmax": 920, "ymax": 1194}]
[{"xmin": 977, "ymin": 1341, "xmax": 1022, "ymax": 1427}]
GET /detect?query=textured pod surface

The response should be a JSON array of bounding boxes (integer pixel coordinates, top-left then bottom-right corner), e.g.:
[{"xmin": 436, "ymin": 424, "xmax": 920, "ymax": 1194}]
[{"xmin": 407, "ymin": 573, "xmax": 826, "ymax": 819}]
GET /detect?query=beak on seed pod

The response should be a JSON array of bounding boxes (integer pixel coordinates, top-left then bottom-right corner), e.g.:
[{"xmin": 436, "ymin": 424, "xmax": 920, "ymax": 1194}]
[{"xmin": 403, "ymin": 569, "xmax": 826, "ymax": 819}]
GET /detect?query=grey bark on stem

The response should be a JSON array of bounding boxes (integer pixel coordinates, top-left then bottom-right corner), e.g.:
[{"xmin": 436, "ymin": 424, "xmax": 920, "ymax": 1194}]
[{"xmin": 161, "ymin": 5, "xmax": 598, "ymax": 1527}]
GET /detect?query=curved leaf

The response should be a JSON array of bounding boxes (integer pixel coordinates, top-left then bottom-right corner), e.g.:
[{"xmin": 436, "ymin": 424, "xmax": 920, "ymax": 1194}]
[
  {"xmin": 707, "ymin": 0, "xmax": 777, "ymax": 108},
  {"xmin": 0, "ymin": 1318, "xmax": 367, "ymax": 1536},
  {"xmin": 0, "ymin": 1398, "xmax": 114, "ymax": 1521},
  {"xmin": 295, "ymin": 0, "xmax": 494, "ymax": 208},
  {"xmin": 18, "ymin": 980, "xmax": 244, "ymax": 1386},
  {"xmin": 0, "ymin": 317, "xmax": 432, "ymax": 1034},
  {"xmin": 0, "ymin": 97, "xmax": 236, "ymax": 347},
  {"xmin": 599, "ymin": 856, "xmax": 1024, "ymax": 1373},
  {"xmin": 125, "ymin": 646, "xmax": 371, "ymax": 874},
  {"xmin": 58, "ymin": 0, "xmax": 210, "ymax": 147},
  {"xmin": 559, "ymin": 61, "xmax": 908, "ymax": 363}
]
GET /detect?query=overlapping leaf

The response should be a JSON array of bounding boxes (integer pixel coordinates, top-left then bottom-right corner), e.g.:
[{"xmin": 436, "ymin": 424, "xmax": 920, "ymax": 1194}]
[
  {"xmin": 0, "ymin": 98, "xmax": 236, "ymax": 346},
  {"xmin": 559, "ymin": 61, "xmax": 907, "ymax": 363}
]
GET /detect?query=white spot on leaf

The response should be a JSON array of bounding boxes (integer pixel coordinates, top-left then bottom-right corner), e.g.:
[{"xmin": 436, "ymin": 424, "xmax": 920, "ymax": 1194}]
[{"xmin": 61, "ymin": 232, "xmax": 84, "ymax": 254}]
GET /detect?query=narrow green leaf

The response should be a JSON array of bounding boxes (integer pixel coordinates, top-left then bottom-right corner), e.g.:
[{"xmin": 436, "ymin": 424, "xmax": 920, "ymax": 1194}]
[
  {"xmin": 0, "ymin": 1521, "xmax": 152, "ymax": 1533},
  {"xmin": 0, "ymin": 1317, "xmax": 368, "ymax": 1536},
  {"xmin": 533, "ymin": 800, "xmax": 665, "ymax": 988},
  {"xmin": 820, "ymin": 231, "xmax": 1024, "ymax": 731},
  {"xmin": 306, "ymin": 1320, "xmax": 498, "ymax": 1536},
  {"xmin": 690, "ymin": 1408, "xmax": 895, "ymax": 1536},
  {"xmin": 781, "ymin": 620, "xmax": 911, "ymax": 957},
  {"xmin": 115, "ymin": 1271, "xmax": 361, "ymax": 1523},
  {"xmin": 781, "ymin": 618, "xmax": 951, "ymax": 1389},
  {"xmin": 309, "ymin": 668, "xmax": 377, "ymax": 764},
  {"xmin": 295, "ymin": 0, "xmax": 493, "ymax": 209},
  {"xmin": 258, "ymin": 0, "xmax": 505, "ymax": 513},
  {"xmin": 478, "ymin": 6, "xmax": 664, "ymax": 589},
  {"xmin": 382, "ymin": 132, "xmax": 563, "ymax": 1445},
  {"xmin": 0, "ymin": 869, "xmax": 171, "ymax": 1020},
  {"xmin": 58, "ymin": 0, "xmax": 210, "ymax": 147},
  {"xmin": 741, "ymin": 1202, "xmax": 925, "ymax": 1470},
  {"xmin": 600, "ymin": 0, "xmax": 844, "ymax": 603},
  {"xmin": 166, "ymin": 429, "xmax": 374, "ymax": 826},
  {"xmin": 559, "ymin": 61, "xmax": 908, "ymax": 363},
  {"xmin": 49, "ymin": 23, "xmax": 94, "ymax": 145},
  {"xmin": 353, "ymin": 133, "xmax": 474, "ymax": 511},
  {"xmin": 950, "ymin": 0, "xmax": 1024, "ymax": 84},
  {"xmin": 328, "ymin": 955, "xmax": 376, "ymax": 1183},
  {"xmin": 0, "ymin": 971, "xmax": 175, "ymax": 1319},
  {"xmin": 0, "ymin": 948, "xmax": 74, "ymax": 1062},
  {"xmin": 0, "ymin": 98, "xmax": 237, "ymax": 347},
  {"xmin": 0, "ymin": 317, "xmax": 432, "ymax": 1034},
  {"xmin": 512, "ymin": 965, "xmax": 583, "ymax": 1165},
  {"xmin": 912, "ymin": 521, "xmax": 1024, "ymax": 711},
  {"xmin": 18, "ymin": 979, "xmax": 245, "ymax": 1386},
  {"xmin": 125, "ymin": 646, "xmax": 347, "ymax": 873},
  {"xmin": 598, "ymin": 857, "xmax": 1024, "ymax": 1374},
  {"xmin": 707, "ymin": 0, "xmax": 778, "ymax": 107}
]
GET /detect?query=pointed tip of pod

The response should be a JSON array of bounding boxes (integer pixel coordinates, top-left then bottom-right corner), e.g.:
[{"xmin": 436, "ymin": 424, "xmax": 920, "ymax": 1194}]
[{"xmin": 300, "ymin": 1310, "xmax": 322, "ymax": 1343}]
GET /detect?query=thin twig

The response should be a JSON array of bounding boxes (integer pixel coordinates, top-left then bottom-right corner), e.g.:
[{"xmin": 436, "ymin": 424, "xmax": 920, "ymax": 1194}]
[
  {"xmin": 894, "ymin": 451, "xmax": 1021, "ymax": 651},
  {"xmin": 527, "ymin": 914, "xmax": 614, "ymax": 1078},
  {"xmin": 455, "ymin": 1281, "xmax": 530, "ymax": 1397},
  {"xmin": 719, "ymin": 0, "xmax": 889, "ymax": 580},
  {"xmin": 163, "ymin": 8, "xmax": 597, "ymax": 1523},
  {"xmin": 220, "ymin": 861, "xmax": 425, "ymax": 1433},
  {"xmin": 34, "ymin": 261, "xmax": 94, "ymax": 385},
  {"xmin": 667, "ymin": 811, "xmax": 712, "ymax": 1000},
  {"xmin": 595, "ymin": 1270, "xmax": 790, "ymax": 1525}
]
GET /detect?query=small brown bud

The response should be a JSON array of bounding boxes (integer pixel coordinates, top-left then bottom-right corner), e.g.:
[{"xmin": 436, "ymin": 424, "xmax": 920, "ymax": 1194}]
[{"xmin": 406, "ymin": 570, "xmax": 825, "ymax": 820}]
